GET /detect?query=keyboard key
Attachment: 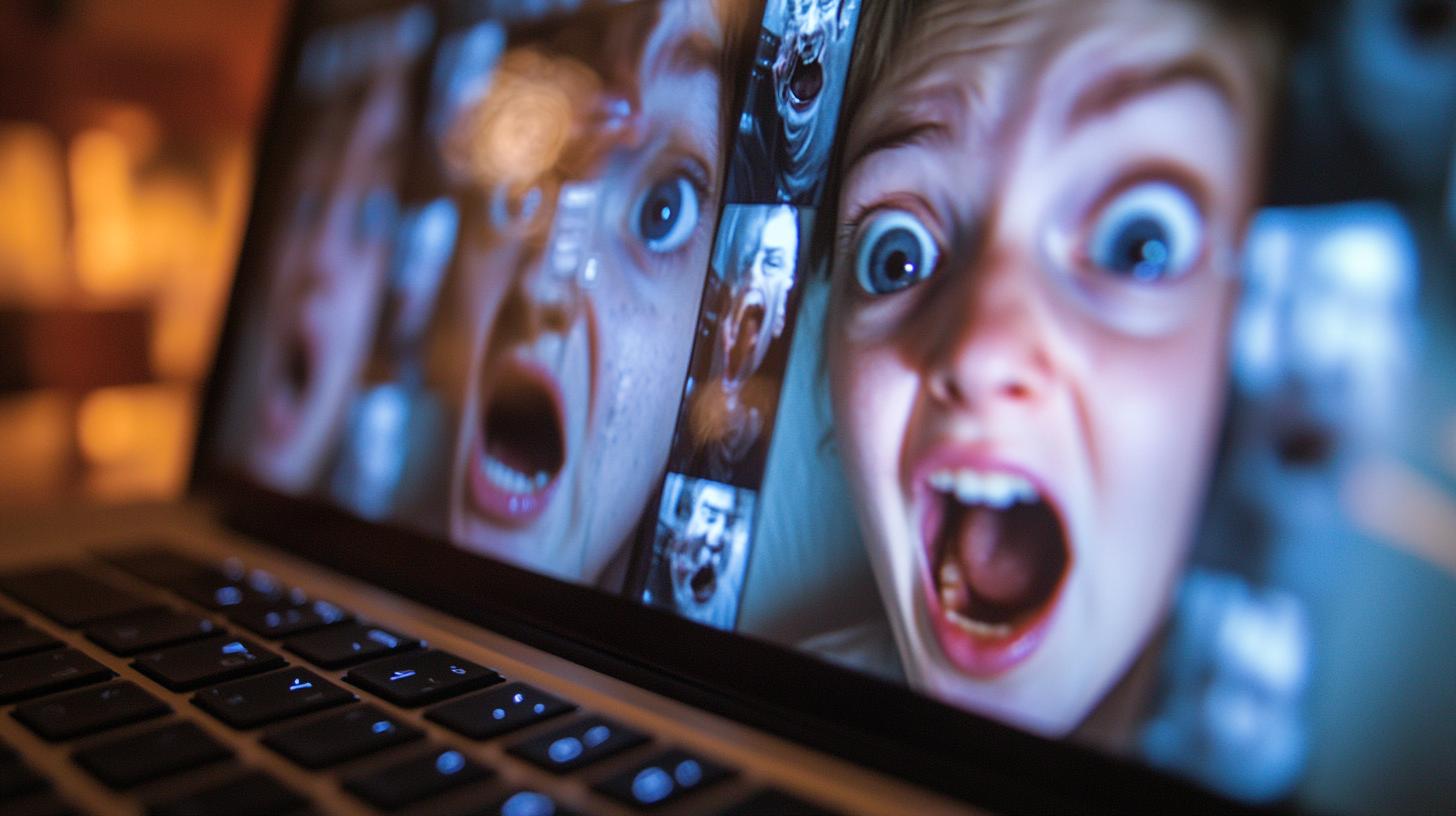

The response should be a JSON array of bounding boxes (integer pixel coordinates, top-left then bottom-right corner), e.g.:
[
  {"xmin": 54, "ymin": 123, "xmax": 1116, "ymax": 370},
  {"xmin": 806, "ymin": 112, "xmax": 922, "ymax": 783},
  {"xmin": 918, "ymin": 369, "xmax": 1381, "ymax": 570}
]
[
  {"xmin": 595, "ymin": 748, "xmax": 733, "ymax": 808},
  {"xmin": 175, "ymin": 576, "xmax": 290, "ymax": 612},
  {"xmin": 1, "ymin": 791, "xmax": 77, "ymax": 816},
  {"xmin": 13, "ymin": 681, "xmax": 169, "ymax": 741},
  {"xmin": 100, "ymin": 548, "xmax": 219, "ymax": 589},
  {"xmin": 426, "ymin": 682, "xmax": 575, "ymax": 740},
  {"xmin": 283, "ymin": 623, "xmax": 419, "ymax": 668},
  {"xmin": 345, "ymin": 651, "xmax": 500, "ymax": 707},
  {"xmin": 507, "ymin": 716, "xmax": 648, "ymax": 774},
  {"xmin": 0, "ymin": 567, "xmax": 153, "ymax": 627},
  {"xmin": 85, "ymin": 609, "xmax": 219, "ymax": 656},
  {"xmin": 73, "ymin": 721, "xmax": 230, "ymax": 790},
  {"xmin": 342, "ymin": 747, "xmax": 492, "ymax": 810},
  {"xmin": 483, "ymin": 790, "xmax": 582, "ymax": 816},
  {"xmin": 715, "ymin": 789, "xmax": 842, "ymax": 816},
  {"xmin": 0, "ymin": 757, "xmax": 50, "ymax": 799},
  {"xmin": 148, "ymin": 770, "xmax": 307, "ymax": 816},
  {"xmin": 0, "ymin": 649, "xmax": 113, "ymax": 704},
  {"xmin": 262, "ymin": 704, "xmax": 423, "ymax": 769},
  {"xmin": 131, "ymin": 636, "xmax": 284, "ymax": 691},
  {"xmin": 193, "ymin": 668, "xmax": 353, "ymax": 729},
  {"xmin": 229, "ymin": 599, "xmax": 350, "ymax": 639},
  {"xmin": 0, "ymin": 623, "xmax": 60, "ymax": 660}
]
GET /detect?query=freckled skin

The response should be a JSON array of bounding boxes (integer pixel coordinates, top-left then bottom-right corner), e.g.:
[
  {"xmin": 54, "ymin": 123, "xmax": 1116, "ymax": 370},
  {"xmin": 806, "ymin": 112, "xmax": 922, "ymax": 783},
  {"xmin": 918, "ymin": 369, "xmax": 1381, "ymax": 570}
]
[{"xmin": 448, "ymin": 1, "xmax": 725, "ymax": 587}]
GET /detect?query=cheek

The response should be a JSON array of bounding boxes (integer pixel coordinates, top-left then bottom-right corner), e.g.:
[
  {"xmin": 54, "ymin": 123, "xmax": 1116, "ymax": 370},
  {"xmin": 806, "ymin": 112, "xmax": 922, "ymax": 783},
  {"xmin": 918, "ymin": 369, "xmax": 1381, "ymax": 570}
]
[
  {"xmin": 1081, "ymin": 312, "xmax": 1229, "ymax": 579},
  {"xmin": 586, "ymin": 255, "xmax": 705, "ymax": 519},
  {"xmin": 828, "ymin": 318, "xmax": 917, "ymax": 518}
]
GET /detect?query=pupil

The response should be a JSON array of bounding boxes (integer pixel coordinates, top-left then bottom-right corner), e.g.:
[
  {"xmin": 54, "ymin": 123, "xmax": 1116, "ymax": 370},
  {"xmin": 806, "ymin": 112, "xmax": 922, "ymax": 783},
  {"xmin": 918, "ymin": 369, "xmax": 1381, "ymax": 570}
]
[
  {"xmin": 1113, "ymin": 217, "xmax": 1169, "ymax": 279},
  {"xmin": 869, "ymin": 227, "xmax": 924, "ymax": 292},
  {"xmin": 885, "ymin": 250, "xmax": 912, "ymax": 282},
  {"xmin": 640, "ymin": 180, "xmax": 681, "ymax": 242}
]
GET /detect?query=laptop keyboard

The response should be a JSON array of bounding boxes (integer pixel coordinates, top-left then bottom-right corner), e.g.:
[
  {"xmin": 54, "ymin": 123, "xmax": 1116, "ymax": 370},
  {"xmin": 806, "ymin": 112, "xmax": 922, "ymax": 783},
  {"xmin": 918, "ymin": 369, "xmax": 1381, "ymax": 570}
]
[{"xmin": 0, "ymin": 548, "xmax": 840, "ymax": 816}]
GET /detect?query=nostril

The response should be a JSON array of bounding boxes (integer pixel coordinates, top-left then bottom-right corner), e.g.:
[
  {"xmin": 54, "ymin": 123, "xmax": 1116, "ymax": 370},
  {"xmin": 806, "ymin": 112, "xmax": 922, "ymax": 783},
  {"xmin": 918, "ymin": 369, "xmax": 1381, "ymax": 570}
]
[
  {"xmin": 928, "ymin": 367, "xmax": 970, "ymax": 409},
  {"xmin": 1003, "ymin": 381, "xmax": 1032, "ymax": 401}
]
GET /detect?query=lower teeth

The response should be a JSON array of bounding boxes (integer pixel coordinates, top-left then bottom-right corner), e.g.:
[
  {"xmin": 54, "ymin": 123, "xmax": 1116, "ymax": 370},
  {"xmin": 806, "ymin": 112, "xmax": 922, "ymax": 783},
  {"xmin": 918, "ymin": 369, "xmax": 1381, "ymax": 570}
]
[
  {"xmin": 938, "ymin": 556, "xmax": 1012, "ymax": 638},
  {"xmin": 482, "ymin": 454, "xmax": 549, "ymax": 495},
  {"xmin": 945, "ymin": 609, "xmax": 1011, "ymax": 638}
]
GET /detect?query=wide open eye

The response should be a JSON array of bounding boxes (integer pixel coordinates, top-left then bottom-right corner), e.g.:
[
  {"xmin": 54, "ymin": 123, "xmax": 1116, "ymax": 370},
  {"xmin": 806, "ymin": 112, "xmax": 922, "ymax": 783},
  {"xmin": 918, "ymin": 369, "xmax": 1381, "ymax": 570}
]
[
  {"xmin": 854, "ymin": 209, "xmax": 939, "ymax": 295},
  {"xmin": 635, "ymin": 173, "xmax": 701, "ymax": 254},
  {"xmin": 1086, "ymin": 181, "xmax": 1203, "ymax": 283}
]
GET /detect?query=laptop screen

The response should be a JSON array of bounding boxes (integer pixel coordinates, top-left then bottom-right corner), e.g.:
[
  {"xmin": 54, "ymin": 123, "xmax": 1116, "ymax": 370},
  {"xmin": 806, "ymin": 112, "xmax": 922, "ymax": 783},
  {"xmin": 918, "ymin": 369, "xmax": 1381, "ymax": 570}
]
[{"xmin": 211, "ymin": 0, "xmax": 1456, "ymax": 812}]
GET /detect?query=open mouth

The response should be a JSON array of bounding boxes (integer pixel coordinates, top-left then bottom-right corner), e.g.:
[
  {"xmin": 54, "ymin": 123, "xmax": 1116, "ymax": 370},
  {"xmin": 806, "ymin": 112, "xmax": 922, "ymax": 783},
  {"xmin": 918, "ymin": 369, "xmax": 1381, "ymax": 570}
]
[
  {"xmin": 919, "ymin": 467, "xmax": 1071, "ymax": 676},
  {"xmin": 260, "ymin": 320, "xmax": 315, "ymax": 444},
  {"xmin": 785, "ymin": 47, "xmax": 825, "ymax": 112},
  {"xmin": 466, "ymin": 360, "xmax": 566, "ymax": 525},
  {"xmin": 689, "ymin": 562, "xmax": 718, "ymax": 604},
  {"xmin": 726, "ymin": 300, "xmax": 766, "ymax": 386}
]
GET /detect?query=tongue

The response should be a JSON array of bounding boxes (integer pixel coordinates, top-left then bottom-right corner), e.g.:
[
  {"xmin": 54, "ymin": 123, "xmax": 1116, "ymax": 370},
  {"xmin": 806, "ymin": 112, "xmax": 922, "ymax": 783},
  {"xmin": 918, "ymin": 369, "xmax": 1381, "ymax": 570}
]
[
  {"xmin": 727, "ymin": 307, "xmax": 764, "ymax": 384},
  {"xmin": 959, "ymin": 505, "xmax": 1042, "ymax": 609}
]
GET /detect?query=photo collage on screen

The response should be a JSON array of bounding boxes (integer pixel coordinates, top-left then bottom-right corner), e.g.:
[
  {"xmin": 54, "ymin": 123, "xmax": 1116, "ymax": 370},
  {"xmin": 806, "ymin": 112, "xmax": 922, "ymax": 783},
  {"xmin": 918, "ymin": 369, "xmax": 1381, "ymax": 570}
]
[
  {"xmin": 214, "ymin": 3, "xmax": 1456, "ymax": 810},
  {"xmin": 626, "ymin": 0, "xmax": 863, "ymax": 630}
]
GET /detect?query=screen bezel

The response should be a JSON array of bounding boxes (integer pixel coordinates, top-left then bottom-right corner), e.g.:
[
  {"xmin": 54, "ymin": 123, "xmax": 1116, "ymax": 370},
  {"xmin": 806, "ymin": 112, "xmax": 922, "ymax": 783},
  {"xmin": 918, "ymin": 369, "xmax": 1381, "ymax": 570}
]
[{"xmin": 190, "ymin": 1, "xmax": 1275, "ymax": 812}]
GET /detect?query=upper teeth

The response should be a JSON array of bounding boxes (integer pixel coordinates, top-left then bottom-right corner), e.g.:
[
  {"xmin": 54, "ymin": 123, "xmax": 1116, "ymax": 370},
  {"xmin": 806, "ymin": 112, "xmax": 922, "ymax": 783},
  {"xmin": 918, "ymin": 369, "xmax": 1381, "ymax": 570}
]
[
  {"xmin": 481, "ymin": 453, "xmax": 550, "ymax": 495},
  {"xmin": 928, "ymin": 469, "xmax": 1037, "ymax": 510}
]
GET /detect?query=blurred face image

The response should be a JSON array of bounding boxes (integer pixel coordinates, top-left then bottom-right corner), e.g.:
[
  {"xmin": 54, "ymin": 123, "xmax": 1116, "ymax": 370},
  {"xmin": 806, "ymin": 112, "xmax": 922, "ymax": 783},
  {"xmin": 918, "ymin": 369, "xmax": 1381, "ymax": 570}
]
[
  {"xmin": 671, "ymin": 482, "xmax": 735, "ymax": 610},
  {"xmin": 448, "ymin": 1, "xmax": 726, "ymax": 584},
  {"xmin": 826, "ymin": 0, "xmax": 1271, "ymax": 735},
  {"xmin": 720, "ymin": 205, "xmax": 799, "ymax": 394},
  {"xmin": 247, "ymin": 62, "xmax": 407, "ymax": 492},
  {"xmin": 774, "ymin": 0, "xmax": 855, "ymax": 196}
]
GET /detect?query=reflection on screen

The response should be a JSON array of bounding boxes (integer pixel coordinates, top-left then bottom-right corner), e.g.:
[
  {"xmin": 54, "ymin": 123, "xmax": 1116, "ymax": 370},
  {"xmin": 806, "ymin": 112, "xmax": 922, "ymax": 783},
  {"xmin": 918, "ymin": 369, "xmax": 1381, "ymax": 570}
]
[{"xmin": 218, "ymin": 1, "xmax": 1456, "ymax": 812}]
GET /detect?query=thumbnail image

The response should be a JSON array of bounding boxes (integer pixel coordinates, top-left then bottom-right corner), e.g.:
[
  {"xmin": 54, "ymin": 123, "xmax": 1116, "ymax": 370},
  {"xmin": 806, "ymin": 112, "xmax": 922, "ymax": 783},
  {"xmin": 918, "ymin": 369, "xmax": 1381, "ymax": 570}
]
[
  {"xmin": 673, "ymin": 204, "xmax": 807, "ymax": 486},
  {"xmin": 642, "ymin": 474, "xmax": 756, "ymax": 630},
  {"xmin": 726, "ymin": 0, "xmax": 860, "ymax": 205}
]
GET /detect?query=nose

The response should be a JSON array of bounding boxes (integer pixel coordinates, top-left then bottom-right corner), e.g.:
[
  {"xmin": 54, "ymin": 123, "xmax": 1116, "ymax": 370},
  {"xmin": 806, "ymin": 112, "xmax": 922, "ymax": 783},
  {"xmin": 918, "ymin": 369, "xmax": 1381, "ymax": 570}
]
[
  {"xmin": 925, "ymin": 244, "xmax": 1054, "ymax": 411},
  {"xmin": 508, "ymin": 182, "xmax": 599, "ymax": 336},
  {"xmin": 512, "ymin": 254, "xmax": 581, "ymax": 337}
]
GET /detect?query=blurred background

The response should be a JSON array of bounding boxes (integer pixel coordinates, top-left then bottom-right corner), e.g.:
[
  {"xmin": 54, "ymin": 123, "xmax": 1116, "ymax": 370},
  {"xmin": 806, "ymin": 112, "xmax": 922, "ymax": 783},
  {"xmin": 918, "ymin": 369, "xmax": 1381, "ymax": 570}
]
[{"xmin": 0, "ymin": 0, "xmax": 287, "ymax": 508}]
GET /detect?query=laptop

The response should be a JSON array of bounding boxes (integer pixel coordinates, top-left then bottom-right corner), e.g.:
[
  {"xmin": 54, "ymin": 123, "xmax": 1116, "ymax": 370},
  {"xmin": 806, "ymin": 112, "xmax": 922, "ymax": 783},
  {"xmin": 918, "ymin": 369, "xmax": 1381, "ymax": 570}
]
[{"xmin": 3, "ymin": 0, "xmax": 1455, "ymax": 813}]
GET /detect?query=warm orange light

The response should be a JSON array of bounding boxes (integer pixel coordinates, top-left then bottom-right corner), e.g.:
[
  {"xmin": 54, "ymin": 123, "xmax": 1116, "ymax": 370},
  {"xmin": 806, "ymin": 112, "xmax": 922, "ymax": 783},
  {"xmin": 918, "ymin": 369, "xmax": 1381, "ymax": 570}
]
[
  {"xmin": 446, "ymin": 48, "xmax": 598, "ymax": 190},
  {"xmin": 71, "ymin": 127, "xmax": 147, "ymax": 297},
  {"xmin": 0, "ymin": 124, "xmax": 69, "ymax": 303},
  {"xmin": 77, "ymin": 384, "xmax": 193, "ymax": 500},
  {"xmin": 0, "ymin": 392, "xmax": 72, "ymax": 507},
  {"xmin": 151, "ymin": 140, "xmax": 251, "ymax": 380}
]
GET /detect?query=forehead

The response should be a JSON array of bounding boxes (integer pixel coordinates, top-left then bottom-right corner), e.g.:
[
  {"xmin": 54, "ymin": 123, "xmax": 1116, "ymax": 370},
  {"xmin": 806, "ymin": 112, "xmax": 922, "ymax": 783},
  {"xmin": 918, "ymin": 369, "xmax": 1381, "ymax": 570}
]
[
  {"xmin": 791, "ymin": 0, "xmax": 841, "ymax": 19},
  {"xmin": 761, "ymin": 208, "xmax": 798, "ymax": 245},
  {"xmin": 858, "ymin": 0, "xmax": 1260, "ymax": 152},
  {"xmin": 694, "ymin": 484, "xmax": 734, "ymax": 509}
]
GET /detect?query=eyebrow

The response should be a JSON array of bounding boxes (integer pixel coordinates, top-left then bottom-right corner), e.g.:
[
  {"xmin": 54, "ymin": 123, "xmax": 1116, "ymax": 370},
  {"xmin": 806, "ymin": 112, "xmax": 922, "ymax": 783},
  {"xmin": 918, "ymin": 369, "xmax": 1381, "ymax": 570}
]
[
  {"xmin": 841, "ymin": 81, "xmax": 971, "ymax": 175},
  {"xmin": 1065, "ymin": 57, "xmax": 1238, "ymax": 131},
  {"xmin": 651, "ymin": 29, "xmax": 721, "ymax": 80}
]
